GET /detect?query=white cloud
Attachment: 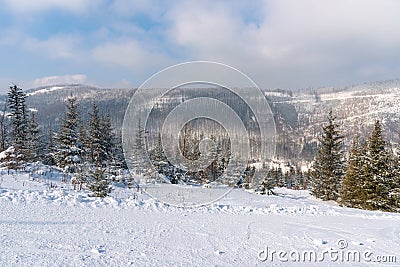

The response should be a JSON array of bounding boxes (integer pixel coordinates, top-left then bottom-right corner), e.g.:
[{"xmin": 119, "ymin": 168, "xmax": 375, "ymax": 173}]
[
  {"xmin": 2, "ymin": 0, "xmax": 400, "ymax": 90},
  {"xmin": 91, "ymin": 39, "xmax": 172, "ymax": 76},
  {"xmin": 109, "ymin": 0, "xmax": 163, "ymax": 18},
  {"xmin": 22, "ymin": 35, "xmax": 82, "ymax": 60},
  {"xmin": 32, "ymin": 74, "xmax": 87, "ymax": 87},
  {"xmin": 2, "ymin": 0, "xmax": 104, "ymax": 14},
  {"xmin": 164, "ymin": 0, "xmax": 400, "ymax": 88}
]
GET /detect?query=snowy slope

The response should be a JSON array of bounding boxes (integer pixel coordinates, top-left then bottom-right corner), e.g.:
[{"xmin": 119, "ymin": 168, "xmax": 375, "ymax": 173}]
[{"xmin": 0, "ymin": 172, "xmax": 399, "ymax": 266}]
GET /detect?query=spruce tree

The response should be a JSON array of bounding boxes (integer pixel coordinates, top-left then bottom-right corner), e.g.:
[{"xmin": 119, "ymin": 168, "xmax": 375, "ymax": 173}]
[
  {"xmin": 77, "ymin": 165, "xmax": 111, "ymax": 197},
  {"xmin": 131, "ymin": 119, "xmax": 147, "ymax": 175},
  {"xmin": 310, "ymin": 111, "xmax": 345, "ymax": 201},
  {"xmin": 363, "ymin": 120, "xmax": 394, "ymax": 211},
  {"xmin": 0, "ymin": 102, "xmax": 8, "ymax": 151},
  {"xmin": 53, "ymin": 96, "xmax": 83, "ymax": 173},
  {"xmin": 7, "ymin": 85, "xmax": 29, "ymax": 167},
  {"xmin": 340, "ymin": 136, "xmax": 367, "ymax": 208},
  {"xmin": 85, "ymin": 103, "xmax": 105, "ymax": 166},
  {"xmin": 100, "ymin": 112, "xmax": 116, "ymax": 165},
  {"xmin": 391, "ymin": 157, "xmax": 400, "ymax": 211},
  {"xmin": 26, "ymin": 111, "xmax": 41, "ymax": 162},
  {"xmin": 153, "ymin": 132, "xmax": 169, "ymax": 174}
]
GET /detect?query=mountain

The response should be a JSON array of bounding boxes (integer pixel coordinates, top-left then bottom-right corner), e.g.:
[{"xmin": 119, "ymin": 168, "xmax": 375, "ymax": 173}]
[
  {"xmin": 1, "ymin": 79, "xmax": 399, "ymax": 165},
  {"xmin": 267, "ymin": 79, "xmax": 400, "ymax": 162},
  {"xmin": 0, "ymin": 84, "xmax": 135, "ymax": 134}
]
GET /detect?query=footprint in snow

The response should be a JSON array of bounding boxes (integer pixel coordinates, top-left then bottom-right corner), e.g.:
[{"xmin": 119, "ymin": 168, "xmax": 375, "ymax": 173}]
[
  {"xmin": 214, "ymin": 250, "xmax": 225, "ymax": 255},
  {"xmin": 91, "ymin": 245, "xmax": 106, "ymax": 254},
  {"xmin": 313, "ymin": 239, "xmax": 328, "ymax": 246}
]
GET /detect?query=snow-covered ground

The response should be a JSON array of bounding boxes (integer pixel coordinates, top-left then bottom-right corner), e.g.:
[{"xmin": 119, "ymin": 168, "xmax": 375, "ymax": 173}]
[{"xmin": 0, "ymin": 171, "xmax": 399, "ymax": 266}]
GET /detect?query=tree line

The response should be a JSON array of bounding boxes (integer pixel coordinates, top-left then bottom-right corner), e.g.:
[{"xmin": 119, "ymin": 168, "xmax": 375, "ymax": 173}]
[
  {"xmin": 0, "ymin": 85, "xmax": 124, "ymax": 197},
  {"xmin": 310, "ymin": 111, "xmax": 400, "ymax": 212}
]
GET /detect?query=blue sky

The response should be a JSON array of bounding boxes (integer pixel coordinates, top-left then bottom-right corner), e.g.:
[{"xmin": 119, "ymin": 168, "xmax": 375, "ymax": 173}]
[{"xmin": 0, "ymin": 0, "xmax": 400, "ymax": 92}]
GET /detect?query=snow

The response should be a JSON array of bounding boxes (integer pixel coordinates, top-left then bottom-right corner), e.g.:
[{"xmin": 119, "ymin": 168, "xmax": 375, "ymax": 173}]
[
  {"xmin": 0, "ymin": 170, "xmax": 399, "ymax": 266},
  {"xmin": 27, "ymin": 86, "xmax": 64, "ymax": 96},
  {"xmin": 0, "ymin": 147, "xmax": 15, "ymax": 160}
]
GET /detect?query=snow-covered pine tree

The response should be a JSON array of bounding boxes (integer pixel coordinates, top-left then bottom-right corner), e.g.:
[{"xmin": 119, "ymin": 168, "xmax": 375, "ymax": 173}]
[
  {"xmin": 42, "ymin": 129, "xmax": 57, "ymax": 166},
  {"xmin": 7, "ymin": 85, "xmax": 29, "ymax": 168},
  {"xmin": 153, "ymin": 132, "xmax": 170, "ymax": 174},
  {"xmin": 77, "ymin": 165, "xmax": 111, "ymax": 197},
  {"xmin": 391, "ymin": 151, "xmax": 400, "ymax": 211},
  {"xmin": 26, "ymin": 111, "xmax": 41, "ymax": 162},
  {"xmin": 131, "ymin": 119, "xmax": 148, "ymax": 175},
  {"xmin": 310, "ymin": 111, "xmax": 345, "ymax": 201},
  {"xmin": 53, "ymin": 96, "xmax": 83, "ymax": 173},
  {"xmin": 100, "ymin": 112, "xmax": 118, "ymax": 167},
  {"xmin": 363, "ymin": 120, "xmax": 394, "ymax": 211},
  {"xmin": 340, "ymin": 136, "xmax": 367, "ymax": 209},
  {"xmin": 85, "ymin": 103, "xmax": 107, "ymax": 167},
  {"xmin": 0, "ymin": 102, "xmax": 8, "ymax": 151},
  {"xmin": 387, "ymin": 146, "xmax": 400, "ymax": 212}
]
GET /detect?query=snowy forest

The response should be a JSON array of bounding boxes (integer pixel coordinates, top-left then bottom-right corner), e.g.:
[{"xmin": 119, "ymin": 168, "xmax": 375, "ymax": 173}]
[{"xmin": 0, "ymin": 85, "xmax": 399, "ymax": 213}]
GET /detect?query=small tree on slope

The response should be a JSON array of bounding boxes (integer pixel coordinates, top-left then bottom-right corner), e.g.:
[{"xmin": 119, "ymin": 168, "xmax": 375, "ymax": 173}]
[
  {"xmin": 77, "ymin": 165, "xmax": 111, "ymax": 197},
  {"xmin": 310, "ymin": 111, "xmax": 345, "ymax": 201}
]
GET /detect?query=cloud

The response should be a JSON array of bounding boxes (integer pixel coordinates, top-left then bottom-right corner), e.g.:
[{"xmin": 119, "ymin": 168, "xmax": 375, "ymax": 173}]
[
  {"xmin": 32, "ymin": 74, "xmax": 87, "ymax": 87},
  {"xmin": 1, "ymin": 0, "xmax": 104, "ymax": 14},
  {"xmin": 91, "ymin": 39, "xmax": 172, "ymax": 76},
  {"xmin": 109, "ymin": 0, "xmax": 163, "ymax": 18},
  {"xmin": 164, "ymin": 0, "xmax": 400, "ymax": 88},
  {"xmin": 22, "ymin": 35, "xmax": 82, "ymax": 60},
  {"xmin": 2, "ymin": 0, "xmax": 400, "ymax": 90}
]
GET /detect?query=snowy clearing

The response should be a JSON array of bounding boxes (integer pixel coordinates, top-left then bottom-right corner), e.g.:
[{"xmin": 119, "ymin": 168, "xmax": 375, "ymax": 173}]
[{"xmin": 0, "ymin": 172, "xmax": 399, "ymax": 266}]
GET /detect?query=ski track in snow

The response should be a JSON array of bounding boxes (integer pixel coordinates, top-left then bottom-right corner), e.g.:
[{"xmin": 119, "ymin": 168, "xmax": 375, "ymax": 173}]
[{"xmin": 0, "ymin": 174, "xmax": 399, "ymax": 266}]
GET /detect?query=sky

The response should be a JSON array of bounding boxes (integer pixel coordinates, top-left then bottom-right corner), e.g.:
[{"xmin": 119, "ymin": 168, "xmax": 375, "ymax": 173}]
[{"xmin": 0, "ymin": 0, "xmax": 400, "ymax": 93}]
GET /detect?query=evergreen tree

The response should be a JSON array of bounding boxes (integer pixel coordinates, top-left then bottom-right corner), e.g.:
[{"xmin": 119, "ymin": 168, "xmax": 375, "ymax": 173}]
[
  {"xmin": 340, "ymin": 136, "xmax": 367, "ymax": 208},
  {"xmin": 26, "ymin": 111, "xmax": 41, "ymax": 162},
  {"xmin": 131, "ymin": 119, "xmax": 148, "ymax": 175},
  {"xmin": 85, "ymin": 103, "xmax": 106, "ymax": 166},
  {"xmin": 153, "ymin": 132, "xmax": 170, "ymax": 174},
  {"xmin": 310, "ymin": 111, "xmax": 345, "ymax": 201},
  {"xmin": 363, "ymin": 120, "xmax": 394, "ymax": 211},
  {"xmin": 53, "ymin": 96, "xmax": 82, "ymax": 173},
  {"xmin": 7, "ymin": 85, "xmax": 29, "ymax": 167},
  {"xmin": 42, "ymin": 129, "xmax": 57, "ymax": 166},
  {"xmin": 0, "ymin": 102, "xmax": 8, "ymax": 151},
  {"xmin": 100, "ymin": 112, "xmax": 117, "ymax": 165},
  {"xmin": 77, "ymin": 165, "xmax": 111, "ymax": 197}
]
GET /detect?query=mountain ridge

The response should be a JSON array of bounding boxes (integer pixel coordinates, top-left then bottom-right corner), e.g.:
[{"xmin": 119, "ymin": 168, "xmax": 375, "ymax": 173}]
[{"xmin": 1, "ymin": 79, "xmax": 399, "ymax": 164}]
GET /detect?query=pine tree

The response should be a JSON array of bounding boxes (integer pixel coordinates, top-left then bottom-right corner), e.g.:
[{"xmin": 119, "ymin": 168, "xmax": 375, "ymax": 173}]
[
  {"xmin": 340, "ymin": 136, "xmax": 367, "ymax": 208},
  {"xmin": 26, "ymin": 111, "xmax": 41, "ymax": 162},
  {"xmin": 7, "ymin": 85, "xmax": 29, "ymax": 167},
  {"xmin": 131, "ymin": 119, "xmax": 148, "ymax": 175},
  {"xmin": 0, "ymin": 102, "xmax": 8, "ymax": 151},
  {"xmin": 363, "ymin": 120, "xmax": 394, "ymax": 211},
  {"xmin": 53, "ymin": 96, "xmax": 83, "ymax": 173},
  {"xmin": 42, "ymin": 129, "xmax": 57, "ymax": 166},
  {"xmin": 391, "ymin": 159, "xmax": 400, "ymax": 211},
  {"xmin": 310, "ymin": 111, "xmax": 345, "ymax": 201},
  {"xmin": 153, "ymin": 132, "xmax": 169, "ymax": 173},
  {"xmin": 100, "ymin": 112, "xmax": 117, "ymax": 166},
  {"xmin": 77, "ymin": 165, "xmax": 111, "ymax": 197},
  {"xmin": 84, "ymin": 103, "xmax": 106, "ymax": 167}
]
